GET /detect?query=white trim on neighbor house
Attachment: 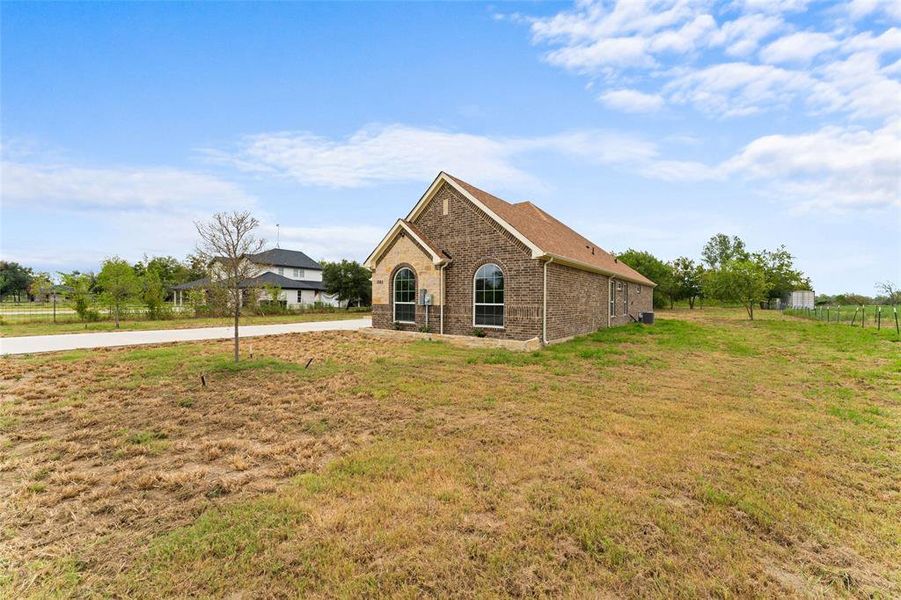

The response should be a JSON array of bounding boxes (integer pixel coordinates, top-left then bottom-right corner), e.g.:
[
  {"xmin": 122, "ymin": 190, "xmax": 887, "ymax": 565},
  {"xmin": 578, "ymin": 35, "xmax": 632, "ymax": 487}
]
[
  {"xmin": 405, "ymin": 172, "xmax": 544, "ymax": 260},
  {"xmin": 364, "ymin": 219, "xmax": 449, "ymax": 270}
]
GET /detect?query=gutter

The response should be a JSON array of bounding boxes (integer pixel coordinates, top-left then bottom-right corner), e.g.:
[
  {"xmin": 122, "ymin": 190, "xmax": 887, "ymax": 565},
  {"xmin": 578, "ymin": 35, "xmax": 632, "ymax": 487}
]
[{"xmin": 538, "ymin": 252, "xmax": 655, "ymax": 288}]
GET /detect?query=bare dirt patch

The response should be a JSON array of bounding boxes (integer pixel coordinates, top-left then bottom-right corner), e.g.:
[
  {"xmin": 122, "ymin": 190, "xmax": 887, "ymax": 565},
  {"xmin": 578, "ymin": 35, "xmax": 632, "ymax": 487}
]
[{"xmin": 0, "ymin": 331, "xmax": 407, "ymax": 589}]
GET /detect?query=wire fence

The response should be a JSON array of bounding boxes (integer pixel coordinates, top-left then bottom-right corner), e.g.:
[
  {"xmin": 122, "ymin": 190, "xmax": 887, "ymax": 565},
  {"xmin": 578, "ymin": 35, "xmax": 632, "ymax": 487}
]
[
  {"xmin": 0, "ymin": 296, "xmax": 193, "ymax": 323},
  {"xmin": 784, "ymin": 305, "xmax": 900, "ymax": 334},
  {"xmin": 1, "ymin": 295, "xmax": 370, "ymax": 325}
]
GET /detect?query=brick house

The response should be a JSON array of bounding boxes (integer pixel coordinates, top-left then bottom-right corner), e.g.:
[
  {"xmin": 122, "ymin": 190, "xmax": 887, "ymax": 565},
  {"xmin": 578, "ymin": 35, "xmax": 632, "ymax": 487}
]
[{"xmin": 365, "ymin": 172, "xmax": 655, "ymax": 343}]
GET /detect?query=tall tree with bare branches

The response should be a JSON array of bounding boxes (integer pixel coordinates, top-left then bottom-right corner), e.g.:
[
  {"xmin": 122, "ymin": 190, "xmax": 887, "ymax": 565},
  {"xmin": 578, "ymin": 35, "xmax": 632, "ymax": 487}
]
[{"xmin": 195, "ymin": 211, "xmax": 265, "ymax": 362}]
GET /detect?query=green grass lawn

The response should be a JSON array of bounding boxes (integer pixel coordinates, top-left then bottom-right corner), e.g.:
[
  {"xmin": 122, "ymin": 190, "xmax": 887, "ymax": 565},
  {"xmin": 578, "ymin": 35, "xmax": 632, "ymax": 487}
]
[
  {"xmin": 1, "ymin": 309, "xmax": 898, "ymax": 597},
  {"xmin": 0, "ymin": 310, "xmax": 370, "ymax": 337}
]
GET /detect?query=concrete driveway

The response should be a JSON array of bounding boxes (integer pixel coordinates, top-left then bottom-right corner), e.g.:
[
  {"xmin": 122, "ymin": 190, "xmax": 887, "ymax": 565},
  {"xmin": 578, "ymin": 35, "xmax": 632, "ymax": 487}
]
[{"xmin": 0, "ymin": 317, "xmax": 372, "ymax": 356}]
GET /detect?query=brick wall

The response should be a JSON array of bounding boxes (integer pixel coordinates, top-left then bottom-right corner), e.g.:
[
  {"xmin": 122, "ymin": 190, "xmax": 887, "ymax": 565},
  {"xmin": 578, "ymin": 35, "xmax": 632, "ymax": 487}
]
[
  {"xmin": 545, "ymin": 262, "xmax": 608, "ymax": 341},
  {"xmin": 411, "ymin": 184, "xmax": 544, "ymax": 340},
  {"xmin": 545, "ymin": 263, "xmax": 654, "ymax": 340}
]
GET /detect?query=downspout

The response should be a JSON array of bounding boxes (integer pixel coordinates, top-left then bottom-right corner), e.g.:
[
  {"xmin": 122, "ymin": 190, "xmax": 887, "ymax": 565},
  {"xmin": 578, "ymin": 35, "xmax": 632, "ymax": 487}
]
[
  {"xmin": 543, "ymin": 257, "xmax": 554, "ymax": 344},
  {"xmin": 439, "ymin": 263, "xmax": 446, "ymax": 335}
]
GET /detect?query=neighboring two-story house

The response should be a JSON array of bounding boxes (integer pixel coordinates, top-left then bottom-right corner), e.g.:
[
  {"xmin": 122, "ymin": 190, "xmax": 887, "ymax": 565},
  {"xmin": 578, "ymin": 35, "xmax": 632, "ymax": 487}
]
[{"xmin": 172, "ymin": 248, "xmax": 341, "ymax": 308}]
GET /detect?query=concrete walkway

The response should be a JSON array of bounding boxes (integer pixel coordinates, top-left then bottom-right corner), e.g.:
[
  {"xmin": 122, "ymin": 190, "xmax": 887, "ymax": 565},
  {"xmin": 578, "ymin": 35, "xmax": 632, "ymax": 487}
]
[{"xmin": 0, "ymin": 317, "xmax": 372, "ymax": 356}]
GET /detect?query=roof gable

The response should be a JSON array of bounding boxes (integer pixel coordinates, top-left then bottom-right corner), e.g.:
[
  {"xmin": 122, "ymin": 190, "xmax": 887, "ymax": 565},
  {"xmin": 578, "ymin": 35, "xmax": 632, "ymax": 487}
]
[
  {"xmin": 404, "ymin": 172, "xmax": 655, "ymax": 287},
  {"xmin": 364, "ymin": 219, "xmax": 449, "ymax": 269}
]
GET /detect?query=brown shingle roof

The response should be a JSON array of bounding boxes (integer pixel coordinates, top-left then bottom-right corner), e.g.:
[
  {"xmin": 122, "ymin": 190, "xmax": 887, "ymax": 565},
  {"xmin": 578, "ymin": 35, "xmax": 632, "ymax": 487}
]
[{"xmin": 444, "ymin": 174, "xmax": 655, "ymax": 287}]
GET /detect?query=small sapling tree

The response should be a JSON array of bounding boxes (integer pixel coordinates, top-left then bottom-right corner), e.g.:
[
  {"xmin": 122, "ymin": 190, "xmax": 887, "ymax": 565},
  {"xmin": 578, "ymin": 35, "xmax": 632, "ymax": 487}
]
[{"xmin": 195, "ymin": 211, "xmax": 265, "ymax": 362}]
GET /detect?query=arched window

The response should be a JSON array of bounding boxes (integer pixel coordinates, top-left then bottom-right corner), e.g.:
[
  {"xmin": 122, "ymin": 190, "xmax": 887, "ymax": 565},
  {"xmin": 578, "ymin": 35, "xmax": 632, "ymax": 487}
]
[
  {"xmin": 473, "ymin": 263, "xmax": 504, "ymax": 327},
  {"xmin": 393, "ymin": 267, "xmax": 416, "ymax": 323}
]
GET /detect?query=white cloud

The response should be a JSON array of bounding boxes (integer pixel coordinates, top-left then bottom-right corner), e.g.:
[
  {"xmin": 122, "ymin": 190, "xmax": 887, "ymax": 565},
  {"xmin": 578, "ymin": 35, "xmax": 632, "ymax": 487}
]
[
  {"xmin": 759, "ymin": 31, "xmax": 838, "ymax": 64},
  {"xmin": 721, "ymin": 119, "xmax": 901, "ymax": 210},
  {"xmin": 598, "ymin": 88, "xmax": 665, "ymax": 112},
  {"xmin": 203, "ymin": 125, "xmax": 538, "ymax": 190},
  {"xmin": 709, "ymin": 13, "xmax": 784, "ymax": 57},
  {"xmin": 666, "ymin": 62, "xmax": 813, "ymax": 116},
  {"xmin": 261, "ymin": 224, "xmax": 385, "ymax": 262},
  {"xmin": 520, "ymin": 1, "xmax": 901, "ymax": 121},
  {"xmin": 204, "ymin": 124, "xmax": 660, "ymax": 190},
  {"xmin": 846, "ymin": 0, "xmax": 901, "ymax": 21},
  {"xmin": 1, "ymin": 161, "xmax": 251, "ymax": 211},
  {"xmin": 738, "ymin": 0, "xmax": 812, "ymax": 14},
  {"xmin": 529, "ymin": 0, "xmax": 718, "ymax": 73},
  {"xmin": 844, "ymin": 27, "xmax": 901, "ymax": 55},
  {"xmin": 545, "ymin": 36, "xmax": 653, "ymax": 71},
  {"xmin": 810, "ymin": 52, "xmax": 901, "ymax": 120},
  {"xmin": 206, "ymin": 119, "xmax": 898, "ymax": 213}
]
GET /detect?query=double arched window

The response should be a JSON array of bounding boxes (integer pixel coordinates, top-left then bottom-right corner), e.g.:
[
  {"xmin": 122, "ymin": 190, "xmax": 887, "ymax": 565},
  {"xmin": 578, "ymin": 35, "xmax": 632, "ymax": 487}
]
[
  {"xmin": 393, "ymin": 267, "xmax": 416, "ymax": 323},
  {"xmin": 473, "ymin": 263, "xmax": 504, "ymax": 327}
]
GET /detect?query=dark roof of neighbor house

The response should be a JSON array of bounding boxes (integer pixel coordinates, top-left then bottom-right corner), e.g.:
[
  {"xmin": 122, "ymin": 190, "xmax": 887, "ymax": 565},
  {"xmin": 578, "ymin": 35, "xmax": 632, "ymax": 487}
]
[
  {"xmin": 246, "ymin": 272, "xmax": 326, "ymax": 291},
  {"xmin": 248, "ymin": 248, "xmax": 321, "ymax": 270},
  {"xmin": 172, "ymin": 273, "xmax": 325, "ymax": 291},
  {"xmin": 444, "ymin": 174, "xmax": 655, "ymax": 287}
]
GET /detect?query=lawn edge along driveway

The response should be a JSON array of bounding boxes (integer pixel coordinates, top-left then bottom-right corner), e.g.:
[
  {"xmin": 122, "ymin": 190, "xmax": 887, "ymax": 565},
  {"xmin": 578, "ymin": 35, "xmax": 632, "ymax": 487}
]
[{"xmin": 0, "ymin": 317, "xmax": 372, "ymax": 355}]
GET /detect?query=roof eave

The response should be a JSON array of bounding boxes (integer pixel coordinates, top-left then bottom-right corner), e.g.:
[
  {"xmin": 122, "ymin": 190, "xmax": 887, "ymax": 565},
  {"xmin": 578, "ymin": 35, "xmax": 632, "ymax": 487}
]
[
  {"xmin": 364, "ymin": 219, "xmax": 448, "ymax": 269},
  {"xmin": 540, "ymin": 253, "xmax": 656, "ymax": 287},
  {"xmin": 406, "ymin": 172, "xmax": 545, "ymax": 259}
]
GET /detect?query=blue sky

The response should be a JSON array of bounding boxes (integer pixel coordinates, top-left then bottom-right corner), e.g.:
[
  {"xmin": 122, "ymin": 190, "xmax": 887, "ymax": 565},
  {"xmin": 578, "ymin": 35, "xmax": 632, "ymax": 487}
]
[{"xmin": 1, "ymin": 0, "xmax": 898, "ymax": 294}]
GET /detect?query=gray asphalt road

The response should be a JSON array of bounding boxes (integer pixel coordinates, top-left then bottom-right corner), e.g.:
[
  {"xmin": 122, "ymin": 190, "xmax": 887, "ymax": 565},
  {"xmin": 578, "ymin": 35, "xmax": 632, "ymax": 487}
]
[{"xmin": 0, "ymin": 318, "xmax": 372, "ymax": 355}]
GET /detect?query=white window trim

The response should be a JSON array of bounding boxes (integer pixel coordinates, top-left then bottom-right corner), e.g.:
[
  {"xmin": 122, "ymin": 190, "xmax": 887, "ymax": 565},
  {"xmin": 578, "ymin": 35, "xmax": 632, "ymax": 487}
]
[
  {"xmin": 609, "ymin": 279, "xmax": 616, "ymax": 317},
  {"xmin": 393, "ymin": 267, "xmax": 416, "ymax": 324},
  {"xmin": 473, "ymin": 263, "xmax": 505, "ymax": 329}
]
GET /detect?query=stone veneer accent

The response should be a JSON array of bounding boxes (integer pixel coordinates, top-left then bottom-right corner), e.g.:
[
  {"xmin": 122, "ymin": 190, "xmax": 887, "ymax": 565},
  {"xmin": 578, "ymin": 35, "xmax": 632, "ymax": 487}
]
[{"xmin": 371, "ymin": 182, "xmax": 653, "ymax": 341}]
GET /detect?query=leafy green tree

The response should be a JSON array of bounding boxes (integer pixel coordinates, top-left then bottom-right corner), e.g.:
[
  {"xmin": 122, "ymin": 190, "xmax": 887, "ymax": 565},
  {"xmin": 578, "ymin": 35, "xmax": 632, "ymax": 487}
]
[
  {"xmin": 97, "ymin": 257, "xmax": 140, "ymax": 328},
  {"xmin": 28, "ymin": 272, "xmax": 54, "ymax": 302},
  {"xmin": 134, "ymin": 255, "xmax": 195, "ymax": 292},
  {"xmin": 186, "ymin": 288, "xmax": 208, "ymax": 317},
  {"xmin": 701, "ymin": 234, "xmax": 749, "ymax": 269},
  {"xmin": 671, "ymin": 257, "xmax": 704, "ymax": 309},
  {"xmin": 183, "ymin": 253, "xmax": 209, "ymax": 283},
  {"xmin": 752, "ymin": 245, "xmax": 810, "ymax": 301},
  {"xmin": 703, "ymin": 259, "xmax": 767, "ymax": 320},
  {"xmin": 322, "ymin": 260, "xmax": 372, "ymax": 308},
  {"xmin": 617, "ymin": 249, "xmax": 673, "ymax": 309},
  {"xmin": 61, "ymin": 273, "xmax": 97, "ymax": 327},
  {"xmin": 140, "ymin": 268, "xmax": 168, "ymax": 320},
  {"xmin": 0, "ymin": 261, "xmax": 34, "ymax": 302}
]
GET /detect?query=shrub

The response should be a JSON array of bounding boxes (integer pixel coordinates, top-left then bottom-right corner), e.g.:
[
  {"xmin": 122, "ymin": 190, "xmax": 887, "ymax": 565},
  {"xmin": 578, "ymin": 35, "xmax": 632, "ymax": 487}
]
[{"xmin": 471, "ymin": 328, "xmax": 487, "ymax": 338}]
